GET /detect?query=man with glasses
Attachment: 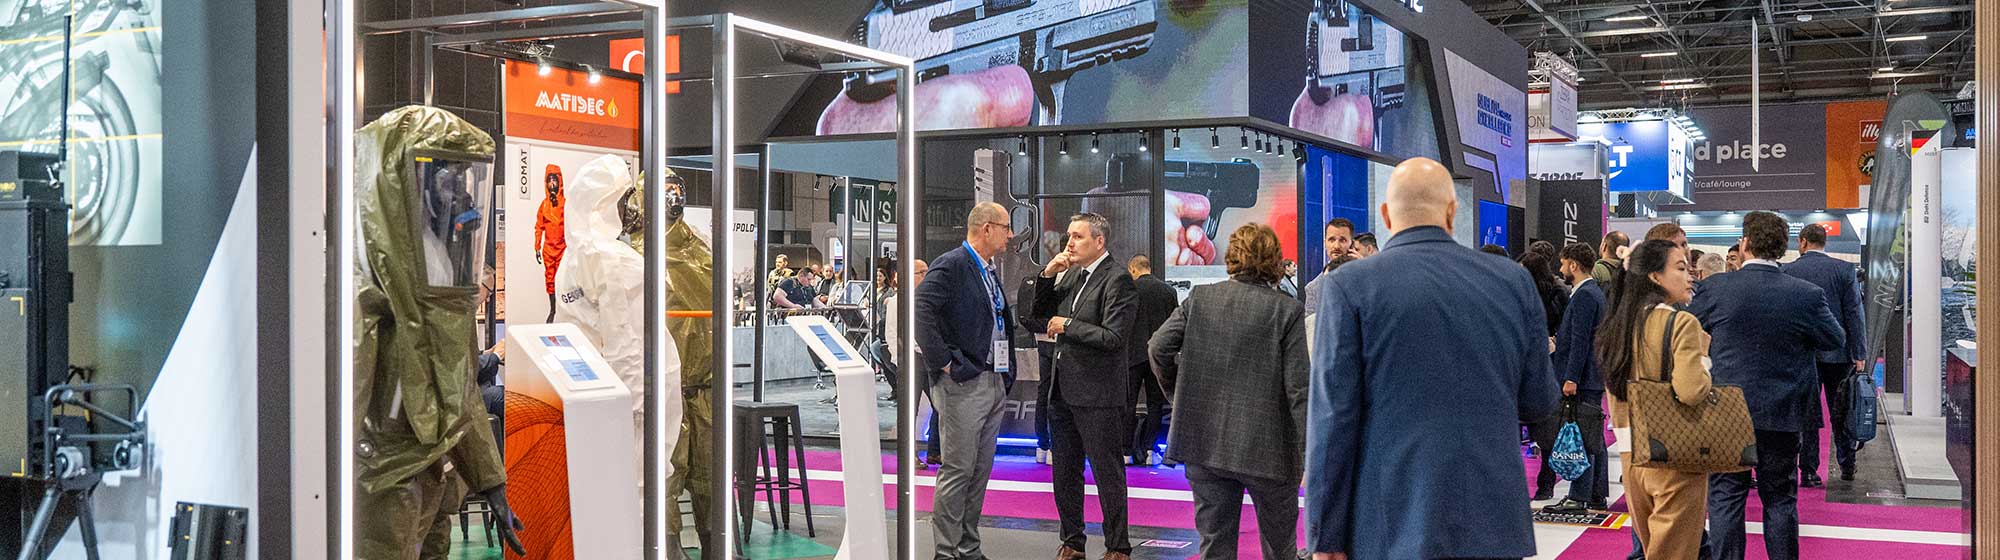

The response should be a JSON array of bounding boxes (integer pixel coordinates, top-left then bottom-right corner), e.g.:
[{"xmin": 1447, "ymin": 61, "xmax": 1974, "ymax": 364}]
[{"xmin": 916, "ymin": 203, "xmax": 1020, "ymax": 560}]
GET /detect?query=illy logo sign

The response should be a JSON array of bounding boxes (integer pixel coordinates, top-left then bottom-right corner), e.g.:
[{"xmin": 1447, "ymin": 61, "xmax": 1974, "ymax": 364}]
[{"xmin": 1860, "ymin": 120, "xmax": 1882, "ymax": 145}]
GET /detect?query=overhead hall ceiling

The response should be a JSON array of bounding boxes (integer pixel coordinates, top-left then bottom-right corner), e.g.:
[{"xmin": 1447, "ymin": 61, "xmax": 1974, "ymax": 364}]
[{"xmin": 1469, "ymin": 0, "xmax": 1976, "ymax": 107}]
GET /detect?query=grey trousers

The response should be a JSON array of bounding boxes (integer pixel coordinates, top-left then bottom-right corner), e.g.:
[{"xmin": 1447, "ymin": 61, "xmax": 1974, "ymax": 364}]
[
  {"xmin": 928, "ymin": 372, "xmax": 1007, "ymax": 560},
  {"xmin": 1186, "ymin": 463, "xmax": 1298, "ymax": 560}
]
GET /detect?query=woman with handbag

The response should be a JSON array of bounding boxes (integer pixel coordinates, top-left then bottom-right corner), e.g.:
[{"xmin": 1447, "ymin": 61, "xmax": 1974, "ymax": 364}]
[{"xmin": 1597, "ymin": 239, "xmax": 1717, "ymax": 559}]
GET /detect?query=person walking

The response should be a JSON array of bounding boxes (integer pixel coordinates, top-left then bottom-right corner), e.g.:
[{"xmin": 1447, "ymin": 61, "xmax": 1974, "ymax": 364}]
[
  {"xmin": 915, "ymin": 202, "xmax": 1021, "ymax": 560},
  {"xmin": 1125, "ymin": 255, "xmax": 1179, "ymax": 465},
  {"xmin": 1693, "ymin": 211, "xmax": 1844, "ymax": 560},
  {"xmin": 1306, "ymin": 157, "xmax": 1560, "ymax": 560},
  {"xmin": 1600, "ymin": 239, "xmax": 1716, "ymax": 559},
  {"xmin": 1783, "ymin": 223, "xmax": 1868, "ymax": 484},
  {"xmin": 1593, "ymin": 231, "xmax": 1630, "ymax": 285},
  {"xmin": 1545, "ymin": 242, "xmax": 1612, "ymax": 513},
  {"xmin": 1149, "ymin": 223, "xmax": 1308, "ymax": 560},
  {"xmin": 1520, "ymin": 250, "xmax": 1571, "ymax": 502},
  {"xmin": 1030, "ymin": 213, "xmax": 1138, "ymax": 560}
]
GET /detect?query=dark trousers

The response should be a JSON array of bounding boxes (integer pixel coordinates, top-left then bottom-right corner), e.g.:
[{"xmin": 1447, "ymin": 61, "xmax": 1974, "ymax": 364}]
[
  {"xmin": 1800, "ymin": 362, "xmax": 1858, "ymax": 477},
  {"xmin": 1528, "ymin": 415, "xmax": 1563, "ymax": 495},
  {"xmin": 1565, "ymin": 397, "xmax": 1610, "ymax": 504},
  {"xmin": 1035, "ymin": 341, "xmax": 1056, "ymax": 450},
  {"xmin": 1128, "ymin": 362, "xmax": 1168, "ymax": 458},
  {"xmin": 1050, "ymin": 380, "xmax": 1131, "ymax": 553},
  {"xmin": 1707, "ymin": 430, "xmax": 1802, "ymax": 560},
  {"xmin": 1185, "ymin": 463, "xmax": 1296, "ymax": 560}
]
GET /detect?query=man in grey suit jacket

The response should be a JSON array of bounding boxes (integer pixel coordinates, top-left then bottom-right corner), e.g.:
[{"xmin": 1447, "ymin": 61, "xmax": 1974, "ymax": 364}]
[
  {"xmin": 1782, "ymin": 223, "xmax": 1868, "ymax": 484},
  {"xmin": 1149, "ymin": 223, "xmax": 1307, "ymax": 560},
  {"xmin": 1306, "ymin": 158, "xmax": 1560, "ymax": 560}
]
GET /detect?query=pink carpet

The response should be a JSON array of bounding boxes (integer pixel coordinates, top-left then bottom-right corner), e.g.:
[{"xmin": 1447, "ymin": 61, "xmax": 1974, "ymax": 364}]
[{"xmin": 751, "ymin": 413, "xmax": 1965, "ymax": 558}]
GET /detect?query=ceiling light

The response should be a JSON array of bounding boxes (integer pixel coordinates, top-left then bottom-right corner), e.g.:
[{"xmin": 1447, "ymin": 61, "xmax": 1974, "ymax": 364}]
[
  {"xmin": 585, "ymin": 65, "xmax": 601, "ymax": 84},
  {"xmin": 1172, "ymin": 129, "xmax": 1182, "ymax": 150},
  {"xmin": 1240, "ymin": 131, "xmax": 1250, "ymax": 150},
  {"xmin": 1640, "ymin": 52, "xmax": 1676, "ymax": 58},
  {"xmin": 1576, "ymin": 26, "xmax": 1668, "ymax": 38},
  {"xmin": 1210, "ymin": 128, "xmax": 1220, "ymax": 149},
  {"xmin": 1018, "ymin": 135, "xmax": 1028, "ymax": 155},
  {"xmin": 1090, "ymin": 132, "xmax": 1100, "ymax": 154},
  {"xmin": 1661, "ymin": 78, "xmax": 1697, "ymax": 84},
  {"xmin": 1878, "ymin": 66, "xmax": 1895, "ymax": 71},
  {"xmin": 1059, "ymin": 134, "xmax": 1069, "ymax": 155},
  {"xmin": 1605, "ymin": 15, "xmax": 1650, "ymax": 22},
  {"xmin": 538, "ymin": 60, "xmax": 553, "ymax": 76},
  {"xmin": 1885, "ymin": 35, "xmax": 1929, "ymax": 42}
]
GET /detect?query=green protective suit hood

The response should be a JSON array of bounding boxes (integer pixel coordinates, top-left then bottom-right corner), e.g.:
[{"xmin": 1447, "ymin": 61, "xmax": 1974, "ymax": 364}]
[{"xmin": 353, "ymin": 105, "xmax": 507, "ymax": 497}]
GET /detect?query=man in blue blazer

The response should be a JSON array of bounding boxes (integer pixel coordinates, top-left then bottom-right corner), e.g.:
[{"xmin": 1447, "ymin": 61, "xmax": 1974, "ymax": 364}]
[
  {"xmin": 1544, "ymin": 241, "xmax": 1610, "ymax": 513},
  {"xmin": 915, "ymin": 202, "xmax": 1021, "ymax": 560},
  {"xmin": 1782, "ymin": 223, "xmax": 1868, "ymax": 484},
  {"xmin": 1307, "ymin": 158, "xmax": 1560, "ymax": 560},
  {"xmin": 1691, "ymin": 211, "xmax": 1844, "ymax": 560}
]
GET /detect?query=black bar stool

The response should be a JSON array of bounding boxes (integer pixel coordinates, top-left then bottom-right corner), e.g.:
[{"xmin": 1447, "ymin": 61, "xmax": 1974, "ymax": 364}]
[{"xmin": 731, "ymin": 400, "xmax": 817, "ymax": 538}]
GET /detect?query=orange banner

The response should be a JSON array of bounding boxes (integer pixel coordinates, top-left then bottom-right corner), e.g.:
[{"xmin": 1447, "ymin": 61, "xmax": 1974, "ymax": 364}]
[
  {"xmin": 504, "ymin": 60, "xmax": 642, "ymax": 151},
  {"xmin": 610, "ymin": 37, "xmax": 682, "ymax": 94},
  {"xmin": 1823, "ymin": 99, "xmax": 1886, "ymax": 209}
]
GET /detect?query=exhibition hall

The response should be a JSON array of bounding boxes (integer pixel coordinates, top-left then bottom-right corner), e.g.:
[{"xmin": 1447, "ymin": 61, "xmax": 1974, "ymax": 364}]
[{"xmin": 0, "ymin": 0, "xmax": 1995, "ymax": 559}]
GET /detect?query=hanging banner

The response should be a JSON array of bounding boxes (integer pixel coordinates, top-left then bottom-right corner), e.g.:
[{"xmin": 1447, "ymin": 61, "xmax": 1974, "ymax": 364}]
[
  {"xmin": 1443, "ymin": 49, "xmax": 1529, "ymax": 198},
  {"xmin": 1823, "ymin": 99, "xmax": 1887, "ymax": 209},
  {"xmin": 607, "ymin": 36, "xmax": 683, "ymax": 93},
  {"xmin": 1528, "ymin": 79, "xmax": 1578, "ymax": 142},
  {"xmin": 1529, "ymin": 142, "xmax": 1603, "ymax": 181},
  {"xmin": 1575, "ymin": 119, "xmax": 1691, "ymax": 200},
  {"xmin": 1534, "ymin": 179, "xmax": 1606, "ymax": 247},
  {"xmin": 503, "ymin": 59, "xmax": 643, "ymax": 152}
]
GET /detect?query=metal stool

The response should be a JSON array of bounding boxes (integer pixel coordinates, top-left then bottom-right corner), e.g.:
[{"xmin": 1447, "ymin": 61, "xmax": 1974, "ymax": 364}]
[{"xmin": 730, "ymin": 401, "xmax": 816, "ymax": 538}]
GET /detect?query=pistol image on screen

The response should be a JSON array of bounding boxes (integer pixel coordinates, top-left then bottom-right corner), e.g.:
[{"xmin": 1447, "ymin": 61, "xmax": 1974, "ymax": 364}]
[
  {"xmin": 842, "ymin": 0, "xmax": 1159, "ymax": 124},
  {"xmin": 1163, "ymin": 158, "xmax": 1260, "ymax": 241},
  {"xmin": 1306, "ymin": 0, "xmax": 1406, "ymax": 119}
]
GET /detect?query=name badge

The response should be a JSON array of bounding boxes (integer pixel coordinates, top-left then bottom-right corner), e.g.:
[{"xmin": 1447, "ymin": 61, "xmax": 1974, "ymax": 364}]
[{"xmin": 992, "ymin": 340, "xmax": 1011, "ymax": 374}]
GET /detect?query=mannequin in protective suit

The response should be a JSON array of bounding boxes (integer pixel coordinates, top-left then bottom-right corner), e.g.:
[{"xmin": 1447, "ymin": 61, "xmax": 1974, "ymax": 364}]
[
  {"xmin": 652, "ymin": 169, "xmax": 720, "ymax": 559},
  {"xmin": 353, "ymin": 105, "xmax": 525, "ymax": 559},
  {"xmin": 553, "ymin": 154, "xmax": 683, "ymax": 481},
  {"xmin": 535, "ymin": 164, "xmax": 568, "ymax": 322}
]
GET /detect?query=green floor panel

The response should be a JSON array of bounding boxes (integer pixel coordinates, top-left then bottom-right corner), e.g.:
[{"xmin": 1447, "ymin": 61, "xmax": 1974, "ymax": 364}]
[{"xmin": 739, "ymin": 518, "xmax": 839, "ymax": 560}]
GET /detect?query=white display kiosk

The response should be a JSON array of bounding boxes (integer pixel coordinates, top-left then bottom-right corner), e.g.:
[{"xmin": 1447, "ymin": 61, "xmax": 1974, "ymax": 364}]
[
  {"xmin": 784, "ymin": 315, "xmax": 890, "ymax": 560},
  {"xmin": 505, "ymin": 323, "xmax": 643, "ymax": 559}
]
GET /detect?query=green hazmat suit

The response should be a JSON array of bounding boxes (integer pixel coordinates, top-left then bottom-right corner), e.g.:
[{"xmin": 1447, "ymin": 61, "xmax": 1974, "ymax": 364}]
[
  {"xmin": 659, "ymin": 180, "xmax": 717, "ymax": 556},
  {"xmin": 353, "ymin": 105, "xmax": 516, "ymax": 559}
]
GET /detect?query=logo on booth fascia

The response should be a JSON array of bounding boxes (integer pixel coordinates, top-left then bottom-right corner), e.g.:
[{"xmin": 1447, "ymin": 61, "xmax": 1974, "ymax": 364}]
[
  {"xmin": 535, "ymin": 91, "xmax": 619, "ymax": 119},
  {"xmin": 1476, "ymin": 94, "xmax": 1515, "ymax": 147},
  {"xmin": 1860, "ymin": 119, "xmax": 1882, "ymax": 145}
]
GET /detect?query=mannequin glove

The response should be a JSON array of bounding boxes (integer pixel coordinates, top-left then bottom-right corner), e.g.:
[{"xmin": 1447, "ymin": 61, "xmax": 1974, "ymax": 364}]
[{"xmin": 481, "ymin": 485, "xmax": 528, "ymax": 556}]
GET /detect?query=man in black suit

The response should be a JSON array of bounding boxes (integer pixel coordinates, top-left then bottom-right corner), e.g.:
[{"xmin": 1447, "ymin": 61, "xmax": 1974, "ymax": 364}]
[
  {"xmin": 1783, "ymin": 223, "xmax": 1868, "ymax": 484},
  {"xmin": 1692, "ymin": 211, "xmax": 1844, "ymax": 560},
  {"xmin": 1030, "ymin": 213, "xmax": 1138, "ymax": 560},
  {"xmin": 1545, "ymin": 242, "xmax": 1610, "ymax": 513},
  {"xmin": 915, "ymin": 202, "xmax": 1021, "ymax": 560},
  {"xmin": 1124, "ymin": 255, "xmax": 1179, "ymax": 465}
]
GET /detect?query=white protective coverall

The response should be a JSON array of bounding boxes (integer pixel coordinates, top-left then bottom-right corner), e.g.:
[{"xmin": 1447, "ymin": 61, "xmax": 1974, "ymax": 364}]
[{"xmin": 553, "ymin": 154, "xmax": 683, "ymax": 480}]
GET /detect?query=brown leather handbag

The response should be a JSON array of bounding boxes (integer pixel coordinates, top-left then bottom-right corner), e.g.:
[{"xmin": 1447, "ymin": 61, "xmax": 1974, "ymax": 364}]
[{"xmin": 1627, "ymin": 310, "xmax": 1758, "ymax": 473}]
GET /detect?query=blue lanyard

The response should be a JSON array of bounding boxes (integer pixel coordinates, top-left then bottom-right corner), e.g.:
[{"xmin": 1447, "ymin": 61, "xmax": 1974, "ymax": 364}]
[{"xmin": 964, "ymin": 242, "xmax": 1007, "ymax": 333}]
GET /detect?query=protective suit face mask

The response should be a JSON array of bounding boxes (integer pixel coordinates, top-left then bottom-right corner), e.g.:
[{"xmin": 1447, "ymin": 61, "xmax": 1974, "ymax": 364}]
[{"xmin": 411, "ymin": 153, "xmax": 493, "ymax": 288}]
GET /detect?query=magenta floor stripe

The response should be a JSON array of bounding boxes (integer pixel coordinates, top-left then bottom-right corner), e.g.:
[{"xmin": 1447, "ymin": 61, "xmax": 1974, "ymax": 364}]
[{"xmin": 1555, "ymin": 525, "xmax": 1967, "ymax": 559}]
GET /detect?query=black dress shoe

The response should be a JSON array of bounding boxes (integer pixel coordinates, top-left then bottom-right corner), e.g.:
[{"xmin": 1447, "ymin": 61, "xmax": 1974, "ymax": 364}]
[
  {"xmin": 1543, "ymin": 498, "xmax": 1591, "ymax": 514},
  {"xmin": 1532, "ymin": 488, "xmax": 1555, "ymax": 502},
  {"xmin": 1801, "ymin": 474, "xmax": 1824, "ymax": 488},
  {"xmin": 1587, "ymin": 501, "xmax": 1610, "ymax": 511},
  {"xmin": 1841, "ymin": 465, "xmax": 1856, "ymax": 481}
]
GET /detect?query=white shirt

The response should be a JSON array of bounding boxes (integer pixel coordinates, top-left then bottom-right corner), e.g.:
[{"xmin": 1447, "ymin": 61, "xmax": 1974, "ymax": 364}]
[
  {"xmin": 1570, "ymin": 277, "xmax": 1594, "ymax": 297},
  {"xmin": 1059, "ymin": 251, "xmax": 1112, "ymax": 311},
  {"xmin": 1744, "ymin": 258, "xmax": 1781, "ymax": 269}
]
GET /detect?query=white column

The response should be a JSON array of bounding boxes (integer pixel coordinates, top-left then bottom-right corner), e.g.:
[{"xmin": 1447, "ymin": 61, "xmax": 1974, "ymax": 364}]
[{"xmin": 1908, "ymin": 128, "xmax": 1944, "ymax": 418}]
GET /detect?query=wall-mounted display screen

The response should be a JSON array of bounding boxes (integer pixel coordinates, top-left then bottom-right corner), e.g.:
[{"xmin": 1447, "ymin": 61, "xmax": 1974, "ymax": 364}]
[
  {"xmin": 807, "ymin": 0, "xmax": 1253, "ymax": 135},
  {"xmin": 1250, "ymin": 0, "xmax": 1439, "ymax": 160},
  {"xmin": 1162, "ymin": 127, "xmax": 1302, "ymax": 284}
]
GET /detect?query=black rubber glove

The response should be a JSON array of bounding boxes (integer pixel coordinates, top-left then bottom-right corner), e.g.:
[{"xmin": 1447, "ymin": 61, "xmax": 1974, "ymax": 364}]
[{"xmin": 480, "ymin": 485, "xmax": 528, "ymax": 556}]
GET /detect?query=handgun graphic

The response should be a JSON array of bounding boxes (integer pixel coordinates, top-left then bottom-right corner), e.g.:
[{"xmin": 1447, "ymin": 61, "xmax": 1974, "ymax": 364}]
[
  {"xmin": 1162, "ymin": 158, "xmax": 1260, "ymax": 241},
  {"xmin": 1306, "ymin": 0, "xmax": 1406, "ymax": 119},
  {"xmin": 844, "ymin": 0, "xmax": 1159, "ymax": 125}
]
